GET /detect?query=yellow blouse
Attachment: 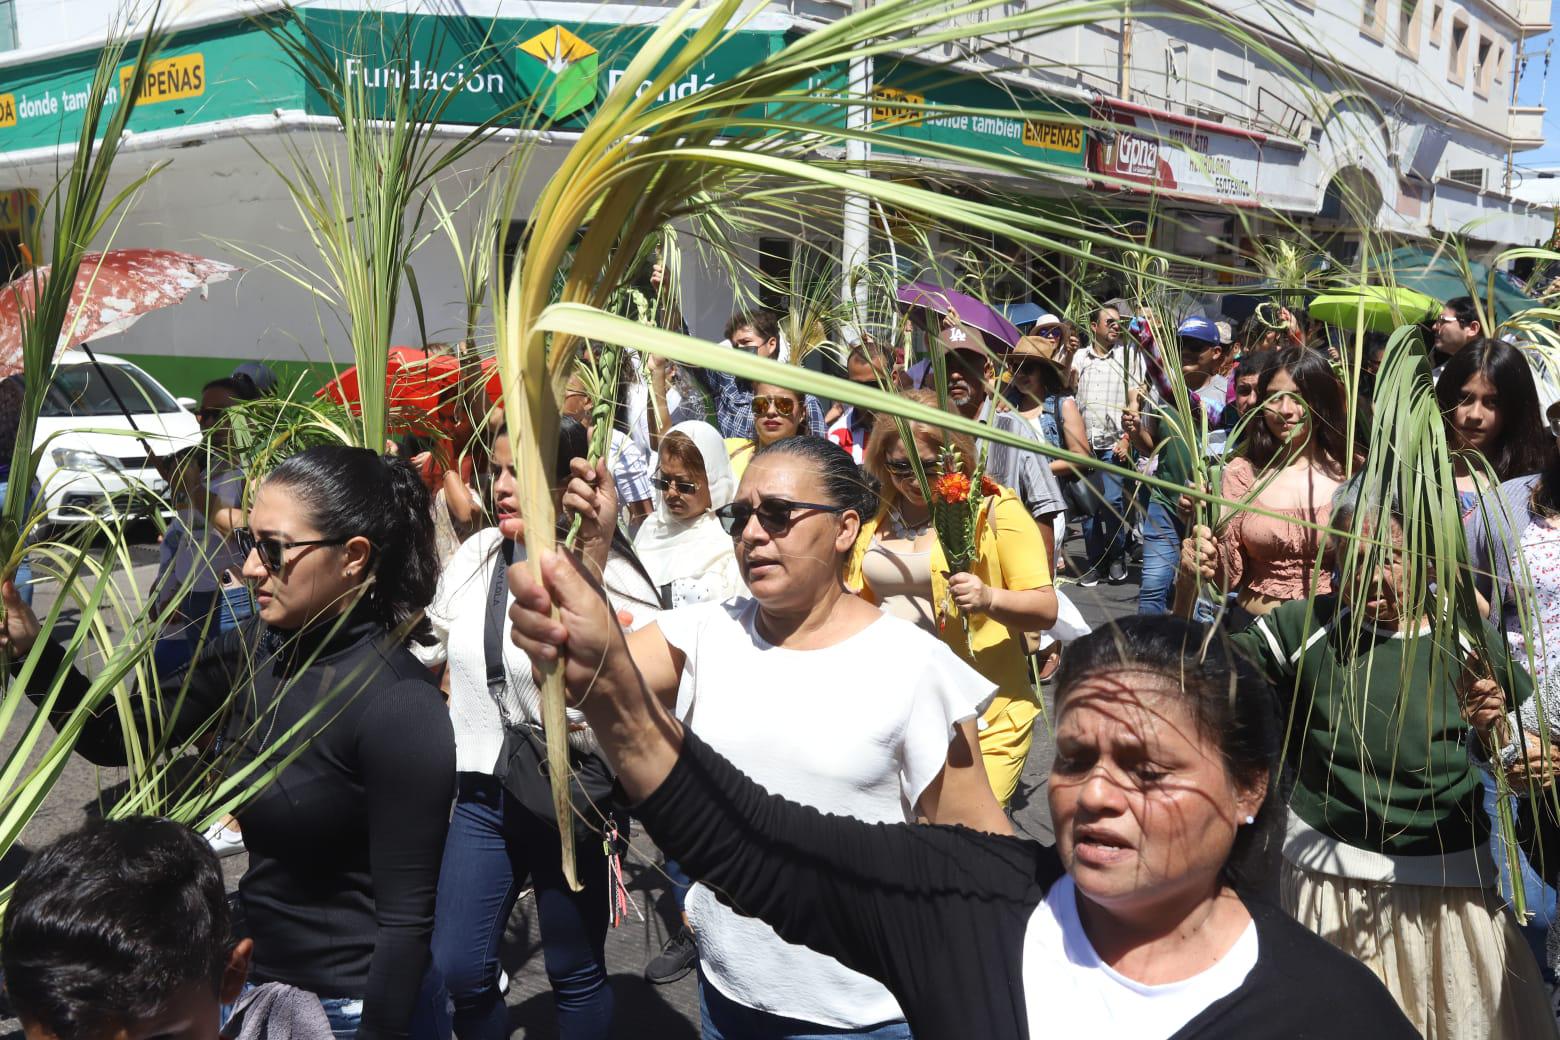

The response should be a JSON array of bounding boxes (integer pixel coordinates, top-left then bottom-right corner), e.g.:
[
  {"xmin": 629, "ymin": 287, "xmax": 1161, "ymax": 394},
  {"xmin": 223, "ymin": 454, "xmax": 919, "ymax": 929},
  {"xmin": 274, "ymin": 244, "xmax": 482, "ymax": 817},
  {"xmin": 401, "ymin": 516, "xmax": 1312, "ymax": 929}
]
[
  {"xmin": 845, "ymin": 487, "xmax": 1051, "ymax": 705},
  {"xmin": 726, "ymin": 437, "xmax": 757, "ymax": 482}
]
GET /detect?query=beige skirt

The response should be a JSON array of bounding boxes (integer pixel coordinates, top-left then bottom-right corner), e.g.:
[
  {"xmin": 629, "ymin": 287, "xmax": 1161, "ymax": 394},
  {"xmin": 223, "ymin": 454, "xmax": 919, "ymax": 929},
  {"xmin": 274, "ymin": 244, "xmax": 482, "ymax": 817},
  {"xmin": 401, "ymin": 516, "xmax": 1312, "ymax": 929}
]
[{"xmin": 1282, "ymin": 860, "xmax": 1558, "ymax": 1039}]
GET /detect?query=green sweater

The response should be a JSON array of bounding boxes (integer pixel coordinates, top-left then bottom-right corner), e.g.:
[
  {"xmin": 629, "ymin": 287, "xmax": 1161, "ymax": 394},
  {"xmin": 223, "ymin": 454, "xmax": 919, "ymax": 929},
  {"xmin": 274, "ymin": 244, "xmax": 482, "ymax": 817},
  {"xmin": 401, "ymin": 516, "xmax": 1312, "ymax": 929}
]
[{"xmin": 1232, "ymin": 596, "xmax": 1531, "ymax": 856}]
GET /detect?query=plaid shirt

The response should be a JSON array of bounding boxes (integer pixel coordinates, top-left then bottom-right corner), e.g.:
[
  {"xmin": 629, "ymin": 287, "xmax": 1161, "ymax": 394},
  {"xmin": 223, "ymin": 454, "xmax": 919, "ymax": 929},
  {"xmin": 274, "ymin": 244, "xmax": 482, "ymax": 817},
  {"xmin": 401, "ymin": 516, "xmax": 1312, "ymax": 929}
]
[
  {"xmin": 709, "ymin": 371, "xmax": 826, "ymax": 440},
  {"xmin": 1072, "ymin": 344, "xmax": 1146, "ymax": 449}
]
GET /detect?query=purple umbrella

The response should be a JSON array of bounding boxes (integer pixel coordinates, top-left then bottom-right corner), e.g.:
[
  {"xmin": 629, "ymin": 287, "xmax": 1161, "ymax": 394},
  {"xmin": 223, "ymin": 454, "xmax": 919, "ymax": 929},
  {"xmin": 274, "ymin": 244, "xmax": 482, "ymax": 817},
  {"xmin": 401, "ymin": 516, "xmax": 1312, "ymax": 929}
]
[{"xmin": 896, "ymin": 281, "xmax": 1023, "ymax": 350}]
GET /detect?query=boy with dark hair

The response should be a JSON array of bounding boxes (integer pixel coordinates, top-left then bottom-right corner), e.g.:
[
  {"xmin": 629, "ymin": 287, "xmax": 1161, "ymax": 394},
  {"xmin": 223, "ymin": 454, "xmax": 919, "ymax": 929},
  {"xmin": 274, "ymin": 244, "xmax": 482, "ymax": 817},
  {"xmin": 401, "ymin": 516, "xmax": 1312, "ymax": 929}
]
[
  {"xmin": 3, "ymin": 817, "xmax": 251, "ymax": 1040},
  {"xmin": 708, "ymin": 309, "xmax": 826, "ymax": 438},
  {"xmin": 721, "ymin": 309, "xmax": 781, "ymax": 356},
  {"xmin": 1433, "ymin": 295, "xmax": 1485, "ymax": 363}
]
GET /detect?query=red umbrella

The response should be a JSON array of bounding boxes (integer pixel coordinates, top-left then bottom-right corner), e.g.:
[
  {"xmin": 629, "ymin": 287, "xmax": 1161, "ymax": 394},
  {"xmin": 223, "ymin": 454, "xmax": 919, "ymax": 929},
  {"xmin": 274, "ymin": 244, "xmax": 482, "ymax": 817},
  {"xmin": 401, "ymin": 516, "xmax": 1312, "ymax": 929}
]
[
  {"xmin": 481, "ymin": 356, "xmax": 503, "ymax": 405},
  {"xmin": 318, "ymin": 345, "xmax": 462, "ymax": 417},
  {"xmin": 0, "ymin": 248, "xmax": 240, "ymax": 379}
]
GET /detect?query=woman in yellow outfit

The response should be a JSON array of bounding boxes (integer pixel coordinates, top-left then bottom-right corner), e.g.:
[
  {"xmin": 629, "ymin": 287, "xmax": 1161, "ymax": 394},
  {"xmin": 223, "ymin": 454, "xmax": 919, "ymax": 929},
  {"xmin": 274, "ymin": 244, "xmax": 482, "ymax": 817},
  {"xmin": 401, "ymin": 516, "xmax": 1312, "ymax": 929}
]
[
  {"xmin": 725, "ymin": 381, "xmax": 810, "ymax": 480},
  {"xmin": 848, "ymin": 392, "xmax": 1059, "ymax": 804}
]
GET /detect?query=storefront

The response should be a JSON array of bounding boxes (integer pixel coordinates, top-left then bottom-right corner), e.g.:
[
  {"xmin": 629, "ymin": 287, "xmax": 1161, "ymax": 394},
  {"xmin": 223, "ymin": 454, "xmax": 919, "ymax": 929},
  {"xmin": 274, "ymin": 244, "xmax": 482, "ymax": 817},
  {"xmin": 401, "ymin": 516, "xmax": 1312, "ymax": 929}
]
[
  {"xmin": 1085, "ymin": 96, "xmax": 1309, "ymax": 282},
  {"xmin": 0, "ymin": 6, "xmax": 794, "ymax": 394},
  {"xmin": 0, "ymin": 5, "xmax": 1100, "ymax": 395}
]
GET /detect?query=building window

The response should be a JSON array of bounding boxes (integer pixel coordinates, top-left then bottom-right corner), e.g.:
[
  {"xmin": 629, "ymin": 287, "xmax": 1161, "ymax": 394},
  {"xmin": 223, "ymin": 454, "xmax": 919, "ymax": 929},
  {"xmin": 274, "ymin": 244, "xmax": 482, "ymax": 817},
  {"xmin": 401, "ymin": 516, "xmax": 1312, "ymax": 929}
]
[
  {"xmin": 0, "ymin": 1, "xmax": 18, "ymax": 52},
  {"xmin": 1495, "ymin": 43, "xmax": 1507, "ymax": 84},
  {"xmin": 1448, "ymin": 167, "xmax": 1485, "ymax": 189},
  {"xmin": 1448, "ymin": 15, "xmax": 1469, "ymax": 83},
  {"xmin": 1362, "ymin": 0, "xmax": 1387, "ymax": 40},
  {"xmin": 1398, "ymin": 0, "xmax": 1421, "ymax": 56},
  {"xmin": 1429, "ymin": 1, "xmax": 1444, "ymax": 46},
  {"xmin": 1474, "ymin": 32, "xmax": 1494, "ymax": 95}
]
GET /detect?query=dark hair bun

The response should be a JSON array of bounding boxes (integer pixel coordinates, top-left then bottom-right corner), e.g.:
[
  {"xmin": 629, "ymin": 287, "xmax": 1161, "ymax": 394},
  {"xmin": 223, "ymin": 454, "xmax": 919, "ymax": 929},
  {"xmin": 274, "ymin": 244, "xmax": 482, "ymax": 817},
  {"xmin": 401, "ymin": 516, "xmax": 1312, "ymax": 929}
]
[{"xmin": 265, "ymin": 444, "xmax": 437, "ymax": 632}]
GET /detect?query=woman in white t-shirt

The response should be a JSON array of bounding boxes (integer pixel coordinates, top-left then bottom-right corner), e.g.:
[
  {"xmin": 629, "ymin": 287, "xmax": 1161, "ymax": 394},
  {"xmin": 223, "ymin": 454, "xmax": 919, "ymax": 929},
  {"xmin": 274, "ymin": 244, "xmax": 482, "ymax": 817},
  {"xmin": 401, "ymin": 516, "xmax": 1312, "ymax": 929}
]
[
  {"xmin": 572, "ymin": 434, "xmax": 1007, "ymax": 1039},
  {"xmin": 633, "ymin": 420, "xmax": 745, "ymax": 609}
]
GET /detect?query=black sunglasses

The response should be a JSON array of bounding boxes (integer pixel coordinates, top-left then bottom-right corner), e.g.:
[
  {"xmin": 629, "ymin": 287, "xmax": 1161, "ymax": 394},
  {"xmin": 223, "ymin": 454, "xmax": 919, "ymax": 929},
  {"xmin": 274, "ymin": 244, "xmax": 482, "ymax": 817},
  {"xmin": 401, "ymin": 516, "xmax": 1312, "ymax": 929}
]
[
  {"xmin": 715, "ymin": 497, "xmax": 847, "ymax": 536},
  {"xmin": 235, "ymin": 527, "xmax": 350, "ymax": 573},
  {"xmin": 884, "ymin": 457, "xmax": 938, "ymax": 479},
  {"xmin": 196, "ymin": 407, "xmax": 224, "ymax": 423},
  {"xmin": 652, "ymin": 475, "xmax": 701, "ymax": 496}
]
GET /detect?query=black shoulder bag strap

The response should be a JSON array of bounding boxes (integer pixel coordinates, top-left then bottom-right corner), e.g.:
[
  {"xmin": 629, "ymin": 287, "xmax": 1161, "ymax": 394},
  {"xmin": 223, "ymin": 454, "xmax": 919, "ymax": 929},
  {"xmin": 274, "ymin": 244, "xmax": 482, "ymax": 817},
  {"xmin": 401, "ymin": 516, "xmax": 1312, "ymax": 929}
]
[{"xmin": 484, "ymin": 538, "xmax": 515, "ymax": 707}]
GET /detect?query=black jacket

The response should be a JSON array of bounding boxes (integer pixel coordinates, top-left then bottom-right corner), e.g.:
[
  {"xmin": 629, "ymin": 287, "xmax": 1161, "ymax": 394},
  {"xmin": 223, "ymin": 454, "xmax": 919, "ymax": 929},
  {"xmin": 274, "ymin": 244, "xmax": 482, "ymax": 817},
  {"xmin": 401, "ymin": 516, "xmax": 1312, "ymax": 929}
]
[
  {"xmin": 636, "ymin": 730, "xmax": 1419, "ymax": 1040},
  {"xmin": 29, "ymin": 612, "xmax": 454, "ymax": 1040}
]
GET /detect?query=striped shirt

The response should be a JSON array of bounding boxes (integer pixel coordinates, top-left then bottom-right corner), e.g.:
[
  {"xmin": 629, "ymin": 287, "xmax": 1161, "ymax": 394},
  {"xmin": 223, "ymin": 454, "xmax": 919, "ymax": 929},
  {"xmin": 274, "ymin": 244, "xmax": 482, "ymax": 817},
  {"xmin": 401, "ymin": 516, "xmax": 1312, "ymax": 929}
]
[{"xmin": 608, "ymin": 429, "xmax": 653, "ymax": 507}]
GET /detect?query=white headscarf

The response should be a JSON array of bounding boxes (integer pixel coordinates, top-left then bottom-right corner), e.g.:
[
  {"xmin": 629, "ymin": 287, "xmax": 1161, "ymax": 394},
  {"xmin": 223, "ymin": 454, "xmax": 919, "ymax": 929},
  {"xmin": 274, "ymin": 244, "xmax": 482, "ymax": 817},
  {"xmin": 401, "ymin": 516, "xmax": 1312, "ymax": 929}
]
[{"xmin": 633, "ymin": 419, "xmax": 741, "ymax": 594}]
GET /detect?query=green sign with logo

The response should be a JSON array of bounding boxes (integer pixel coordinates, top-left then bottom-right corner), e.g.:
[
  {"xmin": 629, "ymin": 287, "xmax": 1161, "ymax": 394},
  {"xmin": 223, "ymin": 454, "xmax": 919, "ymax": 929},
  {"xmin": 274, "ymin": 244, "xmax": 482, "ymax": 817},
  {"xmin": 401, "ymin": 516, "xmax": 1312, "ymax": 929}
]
[
  {"xmin": 0, "ymin": 11, "xmax": 1081, "ymax": 170},
  {"xmin": 796, "ymin": 56, "xmax": 1088, "ymax": 169},
  {"xmin": 0, "ymin": 10, "xmax": 783, "ymax": 154},
  {"xmin": 296, "ymin": 9, "xmax": 782, "ymax": 131},
  {"xmin": 0, "ymin": 18, "xmax": 295, "ymax": 152}
]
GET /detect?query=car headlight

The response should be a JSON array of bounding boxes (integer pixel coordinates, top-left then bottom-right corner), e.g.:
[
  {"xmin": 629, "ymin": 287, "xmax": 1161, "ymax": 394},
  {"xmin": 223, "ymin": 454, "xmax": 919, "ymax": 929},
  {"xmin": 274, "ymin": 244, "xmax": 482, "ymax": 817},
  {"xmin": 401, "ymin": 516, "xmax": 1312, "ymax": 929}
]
[{"xmin": 51, "ymin": 448, "xmax": 119, "ymax": 473}]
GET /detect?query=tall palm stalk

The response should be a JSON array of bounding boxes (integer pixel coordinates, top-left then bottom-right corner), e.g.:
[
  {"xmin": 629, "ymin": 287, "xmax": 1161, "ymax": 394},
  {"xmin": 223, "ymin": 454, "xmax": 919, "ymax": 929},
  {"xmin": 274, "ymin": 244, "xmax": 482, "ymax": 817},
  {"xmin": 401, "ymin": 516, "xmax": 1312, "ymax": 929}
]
[
  {"xmin": 247, "ymin": 9, "xmax": 529, "ymax": 449},
  {"xmin": 485, "ymin": 0, "xmax": 1338, "ymax": 883}
]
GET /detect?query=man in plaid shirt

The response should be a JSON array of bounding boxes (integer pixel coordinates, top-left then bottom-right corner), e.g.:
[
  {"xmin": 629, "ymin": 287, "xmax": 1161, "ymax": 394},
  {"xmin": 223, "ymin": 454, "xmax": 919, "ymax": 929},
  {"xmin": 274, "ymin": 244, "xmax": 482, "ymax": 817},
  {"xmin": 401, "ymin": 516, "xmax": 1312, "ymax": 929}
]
[
  {"xmin": 704, "ymin": 310, "xmax": 827, "ymax": 439},
  {"xmin": 1071, "ymin": 304, "xmax": 1146, "ymax": 586}
]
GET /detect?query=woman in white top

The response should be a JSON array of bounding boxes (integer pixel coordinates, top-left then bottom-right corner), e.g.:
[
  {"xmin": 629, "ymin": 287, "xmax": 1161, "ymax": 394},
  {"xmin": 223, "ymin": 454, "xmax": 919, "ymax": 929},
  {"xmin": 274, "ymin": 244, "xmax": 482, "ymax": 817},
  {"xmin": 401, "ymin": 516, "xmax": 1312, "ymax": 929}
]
[
  {"xmin": 415, "ymin": 417, "xmax": 659, "ymax": 1040},
  {"xmin": 567, "ymin": 434, "xmax": 1008, "ymax": 1039},
  {"xmin": 634, "ymin": 419, "xmax": 744, "ymax": 608}
]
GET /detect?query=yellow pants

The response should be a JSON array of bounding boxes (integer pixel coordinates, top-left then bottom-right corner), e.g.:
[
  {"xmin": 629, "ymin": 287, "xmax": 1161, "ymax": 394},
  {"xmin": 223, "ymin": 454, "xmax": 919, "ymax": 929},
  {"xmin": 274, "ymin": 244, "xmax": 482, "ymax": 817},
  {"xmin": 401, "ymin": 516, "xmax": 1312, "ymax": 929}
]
[{"xmin": 979, "ymin": 696, "xmax": 1039, "ymax": 806}]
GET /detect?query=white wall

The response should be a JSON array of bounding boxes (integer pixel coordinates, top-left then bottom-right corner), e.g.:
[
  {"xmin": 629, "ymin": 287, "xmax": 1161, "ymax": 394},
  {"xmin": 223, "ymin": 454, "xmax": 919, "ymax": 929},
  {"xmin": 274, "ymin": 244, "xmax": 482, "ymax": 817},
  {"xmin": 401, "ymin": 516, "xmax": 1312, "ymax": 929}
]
[
  {"xmin": 11, "ymin": 0, "xmax": 252, "ymax": 54},
  {"xmin": 5, "ymin": 127, "xmax": 564, "ymax": 376}
]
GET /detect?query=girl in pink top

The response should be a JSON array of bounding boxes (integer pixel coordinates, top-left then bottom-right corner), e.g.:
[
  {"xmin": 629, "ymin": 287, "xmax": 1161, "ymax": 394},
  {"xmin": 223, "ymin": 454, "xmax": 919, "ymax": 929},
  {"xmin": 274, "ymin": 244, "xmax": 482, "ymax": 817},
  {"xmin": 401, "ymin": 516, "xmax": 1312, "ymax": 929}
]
[{"xmin": 1178, "ymin": 347, "xmax": 1361, "ymax": 618}]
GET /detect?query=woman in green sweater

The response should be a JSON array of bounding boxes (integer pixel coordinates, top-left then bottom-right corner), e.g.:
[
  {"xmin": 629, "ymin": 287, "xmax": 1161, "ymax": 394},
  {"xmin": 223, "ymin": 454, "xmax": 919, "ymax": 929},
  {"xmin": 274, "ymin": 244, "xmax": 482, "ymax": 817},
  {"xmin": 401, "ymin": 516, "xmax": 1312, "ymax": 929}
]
[{"xmin": 1228, "ymin": 478, "xmax": 1554, "ymax": 1038}]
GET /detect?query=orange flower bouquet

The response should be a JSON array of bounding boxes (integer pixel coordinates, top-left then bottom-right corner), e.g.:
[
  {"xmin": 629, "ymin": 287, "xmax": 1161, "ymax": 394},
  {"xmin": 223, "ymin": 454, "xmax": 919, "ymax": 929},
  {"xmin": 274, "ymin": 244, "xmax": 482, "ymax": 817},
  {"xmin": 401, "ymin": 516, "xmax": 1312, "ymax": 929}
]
[{"xmin": 928, "ymin": 444, "xmax": 995, "ymax": 636}]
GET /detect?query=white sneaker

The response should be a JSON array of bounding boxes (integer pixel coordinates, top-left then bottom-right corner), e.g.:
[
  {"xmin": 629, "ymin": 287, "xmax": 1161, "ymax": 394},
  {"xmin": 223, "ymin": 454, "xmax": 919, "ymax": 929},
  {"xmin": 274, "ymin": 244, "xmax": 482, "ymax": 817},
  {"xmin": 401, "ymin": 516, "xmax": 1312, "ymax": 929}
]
[{"xmin": 203, "ymin": 820, "xmax": 246, "ymax": 858}]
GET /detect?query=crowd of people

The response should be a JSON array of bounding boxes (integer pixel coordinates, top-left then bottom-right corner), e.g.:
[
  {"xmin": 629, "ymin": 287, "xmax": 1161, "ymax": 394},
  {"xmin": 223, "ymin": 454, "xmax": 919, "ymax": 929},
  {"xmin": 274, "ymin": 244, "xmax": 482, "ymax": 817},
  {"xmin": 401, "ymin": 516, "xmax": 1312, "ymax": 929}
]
[{"xmin": 3, "ymin": 287, "xmax": 1560, "ymax": 1040}]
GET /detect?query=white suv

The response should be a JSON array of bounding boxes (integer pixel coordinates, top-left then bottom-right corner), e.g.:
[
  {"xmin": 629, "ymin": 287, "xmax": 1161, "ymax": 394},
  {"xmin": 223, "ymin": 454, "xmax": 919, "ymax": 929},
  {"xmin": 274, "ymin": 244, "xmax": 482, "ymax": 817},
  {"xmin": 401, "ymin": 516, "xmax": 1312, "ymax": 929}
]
[{"xmin": 33, "ymin": 350, "xmax": 201, "ymax": 525}]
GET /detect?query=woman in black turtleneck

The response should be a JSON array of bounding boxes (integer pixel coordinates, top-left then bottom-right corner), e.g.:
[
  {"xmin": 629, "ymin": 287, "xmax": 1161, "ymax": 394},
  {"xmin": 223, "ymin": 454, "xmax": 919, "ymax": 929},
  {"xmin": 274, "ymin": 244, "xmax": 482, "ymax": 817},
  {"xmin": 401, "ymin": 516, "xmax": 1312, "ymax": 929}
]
[{"xmin": 1, "ymin": 445, "xmax": 454, "ymax": 1040}]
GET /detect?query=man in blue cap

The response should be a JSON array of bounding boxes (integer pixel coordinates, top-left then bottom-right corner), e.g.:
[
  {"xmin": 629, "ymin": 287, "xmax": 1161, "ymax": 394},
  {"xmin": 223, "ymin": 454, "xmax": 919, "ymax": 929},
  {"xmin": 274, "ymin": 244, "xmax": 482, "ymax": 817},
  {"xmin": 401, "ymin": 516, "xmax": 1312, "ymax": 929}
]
[{"xmin": 1124, "ymin": 314, "xmax": 1229, "ymax": 614}]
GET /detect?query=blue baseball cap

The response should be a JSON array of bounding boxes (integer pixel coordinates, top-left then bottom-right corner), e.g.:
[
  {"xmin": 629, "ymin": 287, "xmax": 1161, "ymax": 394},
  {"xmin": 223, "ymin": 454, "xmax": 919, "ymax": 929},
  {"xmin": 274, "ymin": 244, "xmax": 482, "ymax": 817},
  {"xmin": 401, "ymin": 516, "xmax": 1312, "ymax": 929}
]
[{"xmin": 1177, "ymin": 315, "xmax": 1225, "ymax": 345}]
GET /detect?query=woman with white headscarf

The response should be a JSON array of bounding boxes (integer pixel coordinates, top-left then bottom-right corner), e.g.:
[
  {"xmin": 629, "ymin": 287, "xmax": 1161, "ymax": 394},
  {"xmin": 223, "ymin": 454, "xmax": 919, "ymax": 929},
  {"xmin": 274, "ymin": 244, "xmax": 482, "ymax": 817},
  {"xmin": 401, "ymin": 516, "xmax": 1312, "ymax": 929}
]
[{"xmin": 635, "ymin": 420, "xmax": 744, "ymax": 608}]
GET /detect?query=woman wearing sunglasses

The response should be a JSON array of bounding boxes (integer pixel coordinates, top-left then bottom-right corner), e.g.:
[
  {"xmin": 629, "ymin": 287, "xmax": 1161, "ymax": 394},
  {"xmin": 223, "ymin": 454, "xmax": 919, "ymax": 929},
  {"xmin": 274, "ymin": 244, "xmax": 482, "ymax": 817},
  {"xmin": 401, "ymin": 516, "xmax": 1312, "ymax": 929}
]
[
  {"xmin": 1, "ymin": 445, "xmax": 453, "ymax": 1040},
  {"xmin": 563, "ymin": 434, "xmax": 1006, "ymax": 1039},
  {"xmin": 851, "ymin": 391, "xmax": 1059, "ymax": 807},
  {"xmin": 725, "ymin": 381, "xmax": 809, "ymax": 480},
  {"xmin": 634, "ymin": 420, "xmax": 744, "ymax": 609}
]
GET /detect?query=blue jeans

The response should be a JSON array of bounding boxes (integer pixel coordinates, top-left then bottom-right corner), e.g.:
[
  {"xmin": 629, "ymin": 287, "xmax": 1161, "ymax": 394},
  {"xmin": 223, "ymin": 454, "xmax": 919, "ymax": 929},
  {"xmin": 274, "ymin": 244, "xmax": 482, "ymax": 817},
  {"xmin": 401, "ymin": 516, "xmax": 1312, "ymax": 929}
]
[
  {"xmin": 1081, "ymin": 447, "xmax": 1130, "ymax": 572},
  {"xmin": 665, "ymin": 857, "xmax": 692, "ymax": 914},
  {"xmin": 699, "ymin": 972, "xmax": 911, "ymax": 1040},
  {"xmin": 1137, "ymin": 499, "xmax": 1182, "ymax": 615},
  {"xmin": 154, "ymin": 585, "xmax": 254, "ymax": 674},
  {"xmin": 428, "ymin": 773, "xmax": 612, "ymax": 1040},
  {"xmin": 1484, "ymin": 773, "xmax": 1557, "ymax": 981}
]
